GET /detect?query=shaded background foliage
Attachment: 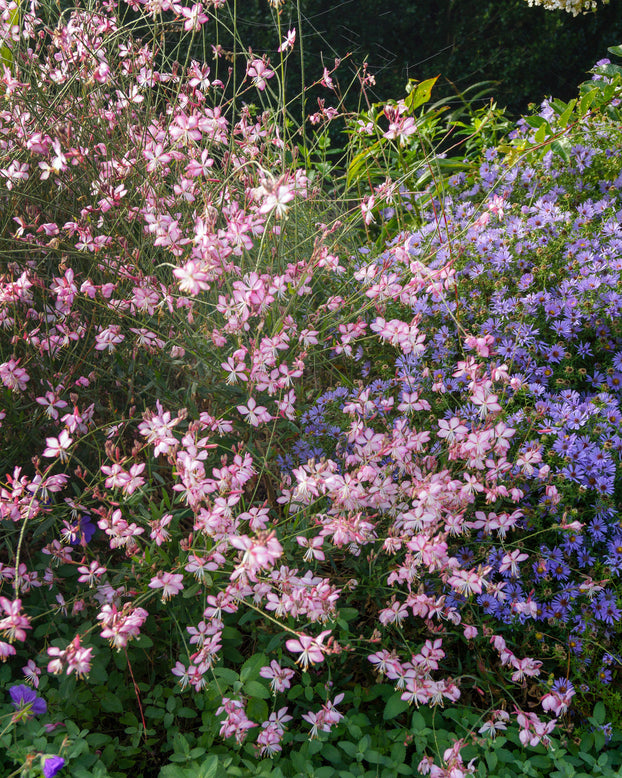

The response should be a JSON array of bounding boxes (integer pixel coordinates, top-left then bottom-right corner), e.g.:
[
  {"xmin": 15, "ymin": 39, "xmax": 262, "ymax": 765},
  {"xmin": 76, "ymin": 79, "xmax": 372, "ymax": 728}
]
[{"xmin": 200, "ymin": 0, "xmax": 622, "ymax": 116}]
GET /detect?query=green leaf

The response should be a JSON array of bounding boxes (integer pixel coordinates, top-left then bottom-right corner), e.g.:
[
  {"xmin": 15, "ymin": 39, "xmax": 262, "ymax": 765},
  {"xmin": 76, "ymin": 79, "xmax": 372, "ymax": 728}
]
[
  {"xmin": 321, "ymin": 744, "xmax": 344, "ymax": 765},
  {"xmin": 346, "ymin": 141, "xmax": 382, "ymax": 186},
  {"xmin": 551, "ymin": 138, "xmax": 571, "ymax": 164},
  {"xmin": 339, "ymin": 741, "xmax": 358, "ymax": 758},
  {"xmin": 288, "ymin": 684, "xmax": 303, "ymax": 700},
  {"xmin": 337, "ymin": 608, "xmax": 359, "ymax": 623},
  {"xmin": 579, "ymin": 87, "xmax": 598, "ymax": 116},
  {"xmin": 240, "ymin": 653, "xmax": 268, "ymax": 683},
  {"xmin": 405, "ymin": 77, "xmax": 439, "ymax": 112},
  {"xmin": 485, "ymin": 751, "xmax": 498, "ymax": 771},
  {"xmin": 87, "ymin": 733, "xmax": 111, "ymax": 749},
  {"xmin": 363, "ymin": 749, "xmax": 383, "ymax": 764},
  {"xmin": 557, "ymin": 98, "xmax": 576, "ymax": 129},
  {"xmin": 383, "ymin": 693, "xmax": 409, "ymax": 721},
  {"xmin": 211, "ymin": 667, "xmax": 238, "ymax": 684},
  {"xmin": 243, "ymin": 680, "xmax": 271, "ymax": 699},
  {"xmin": 176, "ymin": 707, "xmax": 197, "ymax": 718},
  {"xmin": 172, "ymin": 732, "xmax": 191, "ymax": 757},
  {"xmin": 101, "ymin": 693, "xmax": 123, "ymax": 714},
  {"xmin": 197, "ymin": 755, "xmax": 218, "ymax": 778},
  {"xmin": 592, "ymin": 701, "xmax": 606, "ymax": 725},
  {"xmin": 534, "ymin": 123, "xmax": 548, "ymax": 144},
  {"xmin": 531, "ymin": 755, "xmax": 554, "ymax": 769},
  {"xmin": 593, "ymin": 729, "xmax": 606, "ymax": 752},
  {"xmin": 410, "ymin": 711, "xmax": 427, "ymax": 731},
  {"xmin": 358, "ymin": 734, "xmax": 370, "ymax": 753}
]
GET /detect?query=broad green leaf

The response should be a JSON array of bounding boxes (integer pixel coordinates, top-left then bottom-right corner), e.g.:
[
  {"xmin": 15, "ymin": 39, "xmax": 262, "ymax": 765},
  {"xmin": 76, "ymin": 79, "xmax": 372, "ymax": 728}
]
[
  {"xmin": 196, "ymin": 755, "xmax": 218, "ymax": 778},
  {"xmin": 592, "ymin": 701, "xmax": 606, "ymax": 725},
  {"xmin": 240, "ymin": 652, "xmax": 268, "ymax": 683},
  {"xmin": 339, "ymin": 740, "xmax": 358, "ymax": 758},
  {"xmin": 534, "ymin": 123, "xmax": 548, "ymax": 144},
  {"xmin": 383, "ymin": 692, "xmax": 409, "ymax": 721},
  {"xmin": 243, "ymin": 679, "xmax": 271, "ymax": 699},
  {"xmin": 579, "ymin": 87, "xmax": 598, "ymax": 116},
  {"xmin": 405, "ymin": 77, "xmax": 439, "ymax": 112},
  {"xmin": 551, "ymin": 138, "xmax": 571, "ymax": 164},
  {"xmin": 211, "ymin": 666, "xmax": 239, "ymax": 684}
]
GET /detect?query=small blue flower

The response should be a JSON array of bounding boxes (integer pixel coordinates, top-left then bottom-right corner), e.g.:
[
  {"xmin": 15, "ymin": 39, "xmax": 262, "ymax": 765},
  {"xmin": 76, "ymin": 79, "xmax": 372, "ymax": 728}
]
[
  {"xmin": 70, "ymin": 515, "xmax": 96, "ymax": 545},
  {"xmin": 42, "ymin": 755, "xmax": 65, "ymax": 778},
  {"xmin": 9, "ymin": 684, "xmax": 47, "ymax": 716}
]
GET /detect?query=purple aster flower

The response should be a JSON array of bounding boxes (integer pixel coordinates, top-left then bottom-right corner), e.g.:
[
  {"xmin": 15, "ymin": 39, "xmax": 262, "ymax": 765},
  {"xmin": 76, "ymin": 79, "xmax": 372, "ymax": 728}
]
[
  {"xmin": 548, "ymin": 549, "xmax": 570, "ymax": 581},
  {"xmin": 560, "ymin": 462, "xmax": 584, "ymax": 484},
  {"xmin": 577, "ymin": 548, "xmax": 595, "ymax": 568},
  {"xmin": 594, "ymin": 591, "xmax": 621, "ymax": 626},
  {"xmin": 9, "ymin": 684, "xmax": 47, "ymax": 716},
  {"xmin": 43, "ymin": 756, "xmax": 65, "ymax": 778},
  {"xmin": 551, "ymin": 678, "xmax": 575, "ymax": 697},
  {"xmin": 588, "ymin": 516, "xmax": 608, "ymax": 541},
  {"xmin": 597, "ymin": 667, "xmax": 612, "ymax": 685},
  {"xmin": 605, "ymin": 538, "xmax": 622, "ymax": 570},
  {"xmin": 547, "ymin": 343, "xmax": 565, "ymax": 363}
]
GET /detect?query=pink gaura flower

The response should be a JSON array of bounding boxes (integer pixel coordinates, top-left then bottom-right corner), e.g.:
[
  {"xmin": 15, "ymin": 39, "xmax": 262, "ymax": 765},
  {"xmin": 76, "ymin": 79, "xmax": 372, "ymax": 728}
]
[
  {"xmin": 148, "ymin": 571, "xmax": 184, "ymax": 601},
  {"xmin": 0, "ymin": 598, "xmax": 31, "ymax": 642},
  {"xmin": 237, "ymin": 397, "xmax": 271, "ymax": 426},
  {"xmin": 229, "ymin": 531, "xmax": 282, "ymax": 581},
  {"xmin": 95, "ymin": 325, "xmax": 124, "ymax": 352},
  {"xmin": 259, "ymin": 660, "xmax": 295, "ymax": 693},
  {"xmin": 42, "ymin": 430, "xmax": 73, "ymax": 462},
  {"xmin": 277, "ymin": 28, "xmax": 296, "ymax": 52},
  {"xmin": 180, "ymin": 3, "xmax": 208, "ymax": 31},
  {"xmin": 285, "ymin": 629, "xmax": 331, "ymax": 670},
  {"xmin": 0, "ymin": 359, "xmax": 29, "ymax": 391},
  {"xmin": 246, "ymin": 58, "xmax": 274, "ymax": 91}
]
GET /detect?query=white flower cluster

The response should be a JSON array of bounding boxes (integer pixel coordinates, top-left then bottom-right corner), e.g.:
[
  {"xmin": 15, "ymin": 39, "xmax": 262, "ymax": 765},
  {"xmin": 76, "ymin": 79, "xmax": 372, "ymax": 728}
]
[{"xmin": 525, "ymin": 0, "xmax": 608, "ymax": 14}]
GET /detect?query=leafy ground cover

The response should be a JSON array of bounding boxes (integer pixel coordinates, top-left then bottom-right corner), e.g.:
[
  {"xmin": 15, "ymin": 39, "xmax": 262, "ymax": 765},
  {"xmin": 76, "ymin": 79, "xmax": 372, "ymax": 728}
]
[{"xmin": 2, "ymin": 1, "xmax": 622, "ymax": 776}]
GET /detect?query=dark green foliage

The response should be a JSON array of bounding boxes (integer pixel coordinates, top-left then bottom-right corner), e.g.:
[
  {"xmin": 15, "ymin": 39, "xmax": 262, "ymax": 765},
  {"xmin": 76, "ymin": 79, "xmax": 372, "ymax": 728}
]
[{"xmin": 189, "ymin": 0, "xmax": 622, "ymax": 117}]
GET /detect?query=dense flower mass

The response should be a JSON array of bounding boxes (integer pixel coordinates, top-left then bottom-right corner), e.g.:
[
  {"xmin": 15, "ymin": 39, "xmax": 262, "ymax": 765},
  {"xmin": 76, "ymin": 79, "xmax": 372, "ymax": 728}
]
[
  {"xmin": 525, "ymin": 0, "xmax": 608, "ymax": 14},
  {"xmin": 1, "ymin": 0, "xmax": 622, "ymax": 773}
]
